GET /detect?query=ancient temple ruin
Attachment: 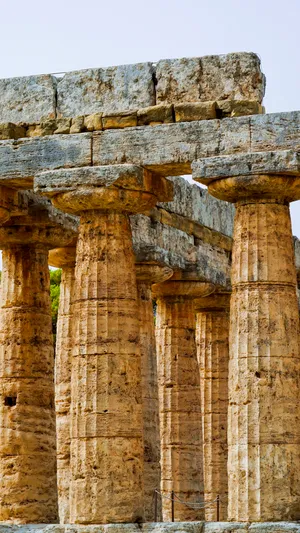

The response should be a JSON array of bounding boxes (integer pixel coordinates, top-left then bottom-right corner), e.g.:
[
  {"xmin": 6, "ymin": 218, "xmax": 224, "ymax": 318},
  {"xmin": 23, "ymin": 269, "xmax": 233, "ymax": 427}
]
[{"xmin": 0, "ymin": 52, "xmax": 300, "ymax": 532}]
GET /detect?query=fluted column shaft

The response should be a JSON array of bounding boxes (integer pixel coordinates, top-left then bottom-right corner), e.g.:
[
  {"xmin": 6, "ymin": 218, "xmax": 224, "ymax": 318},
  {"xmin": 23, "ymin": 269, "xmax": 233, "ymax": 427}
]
[
  {"xmin": 227, "ymin": 200, "xmax": 300, "ymax": 521},
  {"xmin": 136, "ymin": 264, "xmax": 172, "ymax": 522},
  {"xmin": 0, "ymin": 244, "xmax": 58, "ymax": 523},
  {"xmin": 52, "ymin": 249, "xmax": 76, "ymax": 524},
  {"xmin": 153, "ymin": 280, "xmax": 213, "ymax": 521},
  {"xmin": 34, "ymin": 163, "xmax": 174, "ymax": 524},
  {"xmin": 195, "ymin": 294, "xmax": 230, "ymax": 521},
  {"xmin": 193, "ymin": 157, "xmax": 300, "ymax": 522},
  {"xmin": 70, "ymin": 211, "xmax": 143, "ymax": 524}
]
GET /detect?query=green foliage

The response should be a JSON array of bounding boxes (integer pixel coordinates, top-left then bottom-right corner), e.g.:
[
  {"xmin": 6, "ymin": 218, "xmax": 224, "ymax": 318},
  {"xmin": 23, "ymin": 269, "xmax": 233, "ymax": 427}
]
[{"xmin": 50, "ymin": 268, "xmax": 61, "ymax": 334}]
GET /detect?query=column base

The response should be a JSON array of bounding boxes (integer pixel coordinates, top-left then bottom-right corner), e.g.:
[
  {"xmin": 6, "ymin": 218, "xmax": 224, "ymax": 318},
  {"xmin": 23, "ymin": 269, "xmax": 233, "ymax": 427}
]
[{"xmin": 2, "ymin": 523, "xmax": 300, "ymax": 533}]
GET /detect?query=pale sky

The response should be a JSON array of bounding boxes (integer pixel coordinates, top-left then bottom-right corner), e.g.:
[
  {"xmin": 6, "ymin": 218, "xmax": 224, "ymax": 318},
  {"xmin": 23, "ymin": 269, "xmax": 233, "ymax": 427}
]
[{"xmin": 0, "ymin": 0, "xmax": 299, "ymax": 240}]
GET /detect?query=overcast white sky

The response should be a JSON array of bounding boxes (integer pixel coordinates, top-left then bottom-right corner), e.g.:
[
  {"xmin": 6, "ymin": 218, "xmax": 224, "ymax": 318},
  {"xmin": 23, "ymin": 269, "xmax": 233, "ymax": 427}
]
[{"xmin": 0, "ymin": 0, "xmax": 299, "ymax": 245}]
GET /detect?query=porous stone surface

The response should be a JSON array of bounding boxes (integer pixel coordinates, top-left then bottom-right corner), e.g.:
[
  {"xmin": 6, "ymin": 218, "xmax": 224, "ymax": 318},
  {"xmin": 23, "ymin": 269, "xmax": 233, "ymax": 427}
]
[
  {"xmin": 0, "ymin": 75, "xmax": 57, "ymax": 123},
  {"xmin": 195, "ymin": 294, "xmax": 230, "ymax": 521},
  {"xmin": 52, "ymin": 250, "xmax": 76, "ymax": 524},
  {"xmin": 153, "ymin": 282, "xmax": 214, "ymax": 521},
  {"xmin": 0, "ymin": 134, "xmax": 92, "ymax": 189},
  {"xmin": 0, "ymin": 522, "xmax": 205, "ymax": 533},
  {"xmin": 136, "ymin": 264, "xmax": 172, "ymax": 522},
  {"xmin": 192, "ymin": 150, "xmax": 300, "ymax": 183},
  {"xmin": 0, "ymin": 244, "xmax": 58, "ymax": 523},
  {"xmin": 158, "ymin": 177, "xmax": 235, "ymax": 237},
  {"xmin": 92, "ymin": 111, "xmax": 300, "ymax": 176},
  {"xmin": 155, "ymin": 53, "xmax": 265, "ymax": 104},
  {"xmin": 1, "ymin": 112, "xmax": 300, "ymax": 187},
  {"xmin": 56, "ymin": 63, "xmax": 155, "ymax": 117},
  {"xmin": 131, "ymin": 214, "xmax": 231, "ymax": 288}
]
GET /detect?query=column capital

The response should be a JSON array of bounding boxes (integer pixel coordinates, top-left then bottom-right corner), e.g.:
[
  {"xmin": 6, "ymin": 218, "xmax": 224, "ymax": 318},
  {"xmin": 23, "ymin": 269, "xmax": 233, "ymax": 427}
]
[
  {"xmin": 49, "ymin": 245, "xmax": 77, "ymax": 268},
  {"xmin": 34, "ymin": 164, "xmax": 173, "ymax": 215},
  {"xmin": 192, "ymin": 150, "xmax": 300, "ymax": 203},
  {"xmin": 194, "ymin": 291, "xmax": 231, "ymax": 312},
  {"xmin": 136, "ymin": 262, "xmax": 173, "ymax": 285},
  {"xmin": 152, "ymin": 279, "xmax": 215, "ymax": 299},
  {"xmin": 0, "ymin": 195, "xmax": 77, "ymax": 250}
]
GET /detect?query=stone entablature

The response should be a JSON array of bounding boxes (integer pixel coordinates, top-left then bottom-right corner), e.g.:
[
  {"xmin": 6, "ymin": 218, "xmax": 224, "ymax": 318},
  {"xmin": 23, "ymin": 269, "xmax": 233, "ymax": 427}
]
[{"xmin": 0, "ymin": 52, "xmax": 265, "ymax": 125}]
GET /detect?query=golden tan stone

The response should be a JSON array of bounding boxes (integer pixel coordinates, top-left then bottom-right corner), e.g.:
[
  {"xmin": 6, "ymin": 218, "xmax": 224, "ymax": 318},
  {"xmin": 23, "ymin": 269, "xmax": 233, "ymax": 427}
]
[
  {"xmin": 0, "ymin": 239, "xmax": 56, "ymax": 523},
  {"xmin": 0, "ymin": 122, "xmax": 26, "ymax": 140},
  {"xmin": 137, "ymin": 105, "xmax": 173, "ymax": 126},
  {"xmin": 54, "ymin": 118, "xmax": 71, "ymax": 134},
  {"xmin": 83, "ymin": 113, "xmax": 103, "ymax": 131},
  {"xmin": 152, "ymin": 280, "xmax": 214, "ymax": 522},
  {"xmin": 200, "ymin": 161, "xmax": 300, "ymax": 521},
  {"xmin": 216, "ymin": 99, "xmax": 264, "ymax": 118},
  {"xmin": 70, "ymin": 116, "xmax": 85, "ymax": 134},
  {"xmin": 174, "ymin": 102, "xmax": 216, "ymax": 122},
  {"xmin": 49, "ymin": 246, "xmax": 77, "ymax": 524},
  {"xmin": 136, "ymin": 263, "xmax": 173, "ymax": 522},
  {"xmin": 102, "ymin": 111, "xmax": 137, "ymax": 130},
  {"xmin": 195, "ymin": 293, "xmax": 230, "ymax": 521},
  {"xmin": 36, "ymin": 166, "xmax": 172, "ymax": 524}
]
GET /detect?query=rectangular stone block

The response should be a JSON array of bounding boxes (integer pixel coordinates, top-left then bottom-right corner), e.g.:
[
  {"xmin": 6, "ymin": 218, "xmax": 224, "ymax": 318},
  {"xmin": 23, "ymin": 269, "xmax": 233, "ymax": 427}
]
[
  {"xmin": 0, "ymin": 75, "xmax": 57, "ymax": 123},
  {"xmin": 175, "ymin": 102, "xmax": 216, "ymax": 122},
  {"xmin": 156, "ymin": 53, "xmax": 265, "ymax": 104},
  {"xmin": 57, "ymin": 63, "xmax": 155, "ymax": 117},
  {"xmin": 0, "ymin": 134, "xmax": 92, "ymax": 188}
]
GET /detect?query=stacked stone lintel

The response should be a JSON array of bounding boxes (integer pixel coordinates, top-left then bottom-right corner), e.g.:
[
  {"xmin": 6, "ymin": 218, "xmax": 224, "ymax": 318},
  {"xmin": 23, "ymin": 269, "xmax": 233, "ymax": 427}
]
[
  {"xmin": 136, "ymin": 263, "xmax": 173, "ymax": 522},
  {"xmin": 49, "ymin": 246, "xmax": 77, "ymax": 524},
  {"xmin": 35, "ymin": 164, "xmax": 173, "ymax": 524},
  {"xmin": 193, "ymin": 150, "xmax": 300, "ymax": 522},
  {"xmin": 195, "ymin": 293, "xmax": 230, "ymax": 521},
  {"xmin": 0, "ymin": 208, "xmax": 75, "ymax": 524},
  {"xmin": 152, "ymin": 278, "xmax": 214, "ymax": 522}
]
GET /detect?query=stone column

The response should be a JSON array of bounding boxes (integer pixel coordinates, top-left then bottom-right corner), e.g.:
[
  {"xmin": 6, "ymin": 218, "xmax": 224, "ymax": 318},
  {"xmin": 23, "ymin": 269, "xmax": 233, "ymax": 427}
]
[
  {"xmin": 152, "ymin": 279, "xmax": 214, "ymax": 522},
  {"xmin": 135, "ymin": 263, "xmax": 173, "ymax": 522},
  {"xmin": 35, "ymin": 164, "xmax": 173, "ymax": 524},
  {"xmin": 49, "ymin": 246, "xmax": 77, "ymax": 524},
  {"xmin": 195, "ymin": 293, "xmax": 230, "ymax": 521},
  {"xmin": 0, "ymin": 222, "xmax": 73, "ymax": 524},
  {"xmin": 193, "ymin": 150, "xmax": 300, "ymax": 521}
]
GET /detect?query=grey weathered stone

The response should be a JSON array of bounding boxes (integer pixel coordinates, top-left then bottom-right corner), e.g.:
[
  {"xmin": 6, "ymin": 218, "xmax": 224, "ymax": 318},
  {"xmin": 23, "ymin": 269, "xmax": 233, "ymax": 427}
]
[
  {"xmin": 131, "ymin": 214, "xmax": 231, "ymax": 288},
  {"xmin": 192, "ymin": 150, "xmax": 300, "ymax": 184},
  {"xmin": 0, "ymin": 134, "xmax": 92, "ymax": 188},
  {"xmin": 1, "ymin": 112, "xmax": 300, "ymax": 186},
  {"xmin": 204, "ymin": 524, "xmax": 248, "ymax": 533},
  {"xmin": 248, "ymin": 524, "xmax": 300, "ymax": 533},
  {"xmin": 156, "ymin": 53, "xmax": 265, "ymax": 104},
  {"xmin": 56, "ymin": 63, "xmax": 155, "ymax": 117},
  {"xmin": 158, "ymin": 177, "xmax": 234, "ymax": 237},
  {"xmin": 92, "ymin": 112, "xmax": 300, "ymax": 175},
  {"xmin": 0, "ymin": 75, "xmax": 57, "ymax": 123},
  {"xmin": 0, "ymin": 524, "xmax": 204, "ymax": 533}
]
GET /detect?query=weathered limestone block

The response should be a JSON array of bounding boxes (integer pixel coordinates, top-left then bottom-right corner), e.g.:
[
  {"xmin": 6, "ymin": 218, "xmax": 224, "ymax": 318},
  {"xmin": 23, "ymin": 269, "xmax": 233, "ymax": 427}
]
[
  {"xmin": 0, "ymin": 123, "xmax": 26, "ymax": 140},
  {"xmin": 131, "ymin": 214, "xmax": 231, "ymax": 288},
  {"xmin": 35, "ymin": 164, "xmax": 172, "ymax": 524},
  {"xmin": 195, "ymin": 294, "xmax": 230, "ymax": 521},
  {"xmin": 174, "ymin": 102, "xmax": 216, "ymax": 122},
  {"xmin": 158, "ymin": 176, "xmax": 235, "ymax": 237},
  {"xmin": 56, "ymin": 63, "xmax": 155, "ymax": 117},
  {"xmin": 156, "ymin": 53, "xmax": 265, "ymax": 104},
  {"xmin": 49, "ymin": 246, "xmax": 77, "ymax": 524},
  {"xmin": 193, "ymin": 150, "xmax": 300, "ymax": 522},
  {"xmin": 0, "ymin": 202, "xmax": 75, "ymax": 524},
  {"xmin": 136, "ymin": 263, "xmax": 173, "ymax": 522},
  {"xmin": 102, "ymin": 111, "xmax": 137, "ymax": 130},
  {"xmin": 137, "ymin": 105, "xmax": 173, "ymax": 126},
  {"xmin": 0, "ymin": 134, "xmax": 92, "ymax": 189},
  {"xmin": 153, "ymin": 280, "xmax": 214, "ymax": 522},
  {"xmin": 0, "ymin": 75, "xmax": 57, "ymax": 123}
]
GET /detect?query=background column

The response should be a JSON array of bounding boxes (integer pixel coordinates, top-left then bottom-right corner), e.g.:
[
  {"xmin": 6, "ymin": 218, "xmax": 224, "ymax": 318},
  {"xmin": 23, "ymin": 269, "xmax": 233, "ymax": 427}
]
[
  {"xmin": 153, "ymin": 279, "xmax": 214, "ymax": 522},
  {"xmin": 195, "ymin": 293, "xmax": 230, "ymax": 521}
]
